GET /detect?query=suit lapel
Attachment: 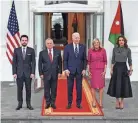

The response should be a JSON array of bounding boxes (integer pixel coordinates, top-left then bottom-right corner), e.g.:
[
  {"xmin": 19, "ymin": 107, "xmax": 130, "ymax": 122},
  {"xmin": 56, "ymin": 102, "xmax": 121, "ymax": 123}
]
[
  {"xmin": 71, "ymin": 43, "xmax": 76, "ymax": 58},
  {"xmin": 25, "ymin": 47, "xmax": 29, "ymax": 60},
  {"xmin": 19, "ymin": 47, "xmax": 23, "ymax": 60},
  {"xmin": 52, "ymin": 48, "xmax": 57, "ymax": 63},
  {"xmin": 78, "ymin": 44, "xmax": 81, "ymax": 57},
  {"xmin": 45, "ymin": 49, "xmax": 51, "ymax": 63}
]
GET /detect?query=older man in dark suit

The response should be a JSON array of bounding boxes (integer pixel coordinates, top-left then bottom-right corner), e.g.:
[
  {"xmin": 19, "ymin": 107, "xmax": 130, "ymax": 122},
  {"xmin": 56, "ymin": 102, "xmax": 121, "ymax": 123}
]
[
  {"xmin": 12, "ymin": 35, "xmax": 36, "ymax": 110},
  {"xmin": 38, "ymin": 38, "xmax": 62, "ymax": 109},
  {"xmin": 63, "ymin": 32, "xmax": 87, "ymax": 109}
]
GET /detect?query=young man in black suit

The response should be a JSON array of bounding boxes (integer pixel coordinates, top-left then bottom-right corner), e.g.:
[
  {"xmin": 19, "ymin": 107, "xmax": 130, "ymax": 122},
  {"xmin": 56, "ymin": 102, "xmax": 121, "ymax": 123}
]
[{"xmin": 12, "ymin": 35, "xmax": 36, "ymax": 110}]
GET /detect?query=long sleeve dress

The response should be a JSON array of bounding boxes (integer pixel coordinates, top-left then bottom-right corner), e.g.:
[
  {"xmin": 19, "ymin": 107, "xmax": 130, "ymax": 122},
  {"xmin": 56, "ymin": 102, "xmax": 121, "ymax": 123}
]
[
  {"xmin": 107, "ymin": 47, "xmax": 133, "ymax": 98},
  {"xmin": 88, "ymin": 48, "xmax": 107, "ymax": 89}
]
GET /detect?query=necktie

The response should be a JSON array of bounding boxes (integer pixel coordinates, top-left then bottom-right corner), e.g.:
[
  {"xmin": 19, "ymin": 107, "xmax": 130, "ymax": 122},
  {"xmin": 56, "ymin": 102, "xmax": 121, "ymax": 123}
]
[
  {"xmin": 48, "ymin": 49, "xmax": 52, "ymax": 62},
  {"xmin": 75, "ymin": 44, "xmax": 79, "ymax": 57},
  {"xmin": 23, "ymin": 48, "xmax": 26, "ymax": 60}
]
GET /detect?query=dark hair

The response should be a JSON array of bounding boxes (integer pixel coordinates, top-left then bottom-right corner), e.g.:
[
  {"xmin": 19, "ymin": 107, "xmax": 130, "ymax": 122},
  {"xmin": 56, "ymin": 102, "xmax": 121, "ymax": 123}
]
[
  {"xmin": 116, "ymin": 35, "xmax": 128, "ymax": 48},
  {"xmin": 20, "ymin": 35, "xmax": 28, "ymax": 41}
]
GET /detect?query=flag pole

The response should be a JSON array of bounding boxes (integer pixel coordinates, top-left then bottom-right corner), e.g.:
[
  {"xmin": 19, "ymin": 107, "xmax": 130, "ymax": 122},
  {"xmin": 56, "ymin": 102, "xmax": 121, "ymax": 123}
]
[{"xmin": 8, "ymin": 0, "xmax": 18, "ymax": 86}]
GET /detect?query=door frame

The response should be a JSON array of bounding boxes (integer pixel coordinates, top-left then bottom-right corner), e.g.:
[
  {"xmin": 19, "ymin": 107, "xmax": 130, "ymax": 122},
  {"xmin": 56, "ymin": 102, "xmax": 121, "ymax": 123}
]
[
  {"xmin": 30, "ymin": 2, "xmax": 102, "ymax": 48},
  {"xmin": 30, "ymin": 3, "xmax": 103, "ymax": 88}
]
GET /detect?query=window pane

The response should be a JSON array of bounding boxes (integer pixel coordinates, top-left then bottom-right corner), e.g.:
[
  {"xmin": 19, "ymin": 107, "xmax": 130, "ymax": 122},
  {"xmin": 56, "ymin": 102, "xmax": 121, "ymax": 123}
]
[{"xmin": 93, "ymin": 13, "xmax": 104, "ymax": 46}]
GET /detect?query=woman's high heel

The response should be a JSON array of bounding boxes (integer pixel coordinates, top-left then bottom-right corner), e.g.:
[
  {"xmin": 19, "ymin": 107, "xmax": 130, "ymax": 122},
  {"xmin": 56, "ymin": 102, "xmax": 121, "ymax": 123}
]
[
  {"xmin": 100, "ymin": 104, "xmax": 103, "ymax": 108},
  {"xmin": 120, "ymin": 102, "xmax": 124, "ymax": 110},
  {"xmin": 92, "ymin": 102, "xmax": 96, "ymax": 108},
  {"xmin": 115, "ymin": 102, "xmax": 120, "ymax": 109}
]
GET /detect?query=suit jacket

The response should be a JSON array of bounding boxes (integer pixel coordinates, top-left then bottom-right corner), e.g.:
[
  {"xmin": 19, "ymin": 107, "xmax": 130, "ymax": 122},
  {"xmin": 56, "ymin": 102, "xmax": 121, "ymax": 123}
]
[
  {"xmin": 63, "ymin": 43, "xmax": 87, "ymax": 74},
  {"xmin": 38, "ymin": 48, "xmax": 62, "ymax": 80},
  {"xmin": 12, "ymin": 47, "xmax": 36, "ymax": 78}
]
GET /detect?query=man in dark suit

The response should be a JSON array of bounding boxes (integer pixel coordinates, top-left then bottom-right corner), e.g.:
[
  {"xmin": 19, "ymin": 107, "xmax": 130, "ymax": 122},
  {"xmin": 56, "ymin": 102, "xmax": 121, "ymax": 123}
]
[
  {"xmin": 12, "ymin": 35, "xmax": 36, "ymax": 110},
  {"xmin": 63, "ymin": 32, "xmax": 87, "ymax": 109},
  {"xmin": 38, "ymin": 38, "xmax": 62, "ymax": 109}
]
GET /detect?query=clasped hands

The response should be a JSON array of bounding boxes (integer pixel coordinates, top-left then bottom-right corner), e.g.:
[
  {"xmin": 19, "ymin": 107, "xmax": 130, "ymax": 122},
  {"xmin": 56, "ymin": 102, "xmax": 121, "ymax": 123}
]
[
  {"xmin": 64, "ymin": 70, "xmax": 86, "ymax": 77},
  {"xmin": 40, "ymin": 74, "xmax": 62, "ymax": 79},
  {"xmin": 88, "ymin": 70, "xmax": 106, "ymax": 78}
]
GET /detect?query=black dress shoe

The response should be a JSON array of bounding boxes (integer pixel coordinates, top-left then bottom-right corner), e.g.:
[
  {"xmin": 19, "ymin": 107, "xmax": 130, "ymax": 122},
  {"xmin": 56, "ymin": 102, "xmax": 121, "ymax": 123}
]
[
  {"xmin": 66, "ymin": 104, "xmax": 71, "ymax": 109},
  {"xmin": 115, "ymin": 107, "xmax": 120, "ymax": 109},
  {"xmin": 16, "ymin": 105, "xmax": 22, "ymax": 110},
  {"xmin": 27, "ymin": 105, "xmax": 34, "ymax": 110},
  {"xmin": 76, "ymin": 104, "xmax": 82, "ymax": 109},
  {"xmin": 120, "ymin": 107, "xmax": 124, "ymax": 110},
  {"xmin": 51, "ymin": 104, "xmax": 56, "ymax": 109},
  {"xmin": 45, "ymin": 104, "xmax": 50, "ymax": 109}
]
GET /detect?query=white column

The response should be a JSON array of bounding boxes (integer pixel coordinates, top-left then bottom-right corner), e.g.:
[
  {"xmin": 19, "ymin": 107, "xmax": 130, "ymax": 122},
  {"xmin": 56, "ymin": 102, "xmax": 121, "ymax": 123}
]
[
  {"xmin": 90, "ymin": 14, "xmax": 94, "ymax": 42},
  {"xmin": 34, "ymin": 14, "xmax": 44, "ymax": 87},
  {"xmin": 86, "ymin": 13, "xmax": 90, "ymax": 54},
  {"xmin": 129, "ymin": 45, "xmax": 138, "ymax": 81},
  {"xmin": 103, "ymin": 0, "xmax": 114, "ymax": 80}
]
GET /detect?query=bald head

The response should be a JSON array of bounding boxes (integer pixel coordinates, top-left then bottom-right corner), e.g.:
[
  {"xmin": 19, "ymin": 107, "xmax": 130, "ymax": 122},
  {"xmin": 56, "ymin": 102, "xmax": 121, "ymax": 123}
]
[
  {"xmin": 45, "ymin": 38, "xmax": 54, "ymax": 49},
  {"xmin": 72, "ymin": 32, "xmax": 80, "ymax": 44}
]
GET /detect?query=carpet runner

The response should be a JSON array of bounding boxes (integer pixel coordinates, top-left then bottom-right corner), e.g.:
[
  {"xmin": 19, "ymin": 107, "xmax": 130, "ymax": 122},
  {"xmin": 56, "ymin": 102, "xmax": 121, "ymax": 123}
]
[{"xmin": 41, "ymin": 78, "xmax": 104, "ymax": 116}]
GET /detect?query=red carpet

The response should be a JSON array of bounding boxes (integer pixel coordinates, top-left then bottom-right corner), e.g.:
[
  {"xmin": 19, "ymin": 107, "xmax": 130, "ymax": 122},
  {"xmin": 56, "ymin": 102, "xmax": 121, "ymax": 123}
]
[{"xmin": 41, "ymin": 78, "xmax": 104, "ymax": 116}]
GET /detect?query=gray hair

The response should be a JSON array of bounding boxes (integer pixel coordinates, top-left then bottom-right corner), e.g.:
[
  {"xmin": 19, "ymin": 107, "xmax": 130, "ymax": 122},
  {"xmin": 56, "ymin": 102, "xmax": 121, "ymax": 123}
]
[
  {"xmin": 72, "ymin": 32, "xmax": 80, "ymax": 37},
  {"xmin": 45, "ymin": 38, "xmax": 54, "ymax": 43}
]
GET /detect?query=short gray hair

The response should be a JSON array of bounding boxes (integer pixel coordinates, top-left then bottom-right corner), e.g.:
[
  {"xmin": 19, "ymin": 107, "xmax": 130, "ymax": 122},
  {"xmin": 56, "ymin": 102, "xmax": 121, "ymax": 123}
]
[
  {"xmin": 45, "ymin": 38, "xmax": 53, "ymax": 43},
  {"xmin": 72, "ymin": 32, "xmax": 80, "ymax": 37}
]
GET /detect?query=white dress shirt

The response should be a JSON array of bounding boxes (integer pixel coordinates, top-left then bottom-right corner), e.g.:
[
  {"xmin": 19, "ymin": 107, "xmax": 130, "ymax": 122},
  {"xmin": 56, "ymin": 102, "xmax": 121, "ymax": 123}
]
[
  {"xmin": 22, "ymin": 46, "xmax": 27, "ymax": 54},
  {"xmin": 73, "ymin": 43, "xmax": 79, "ymax": 53}
]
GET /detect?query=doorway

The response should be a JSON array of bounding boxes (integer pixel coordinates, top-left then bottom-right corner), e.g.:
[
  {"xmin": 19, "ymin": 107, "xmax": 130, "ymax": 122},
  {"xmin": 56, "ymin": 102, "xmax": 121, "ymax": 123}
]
[
  {"xmin": 33, "ymin": 12, "xmax": 104, "ymax": 87},
  {"xmin": 44, "ymin": 12, "xmax": 86, "ymax": 46}
]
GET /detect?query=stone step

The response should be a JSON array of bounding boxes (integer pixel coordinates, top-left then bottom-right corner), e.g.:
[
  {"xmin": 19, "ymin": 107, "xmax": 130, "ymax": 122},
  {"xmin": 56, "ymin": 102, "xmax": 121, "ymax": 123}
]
[{"xmin": 1, "ymin": 119, "xmax": 138, "ymax": 123}]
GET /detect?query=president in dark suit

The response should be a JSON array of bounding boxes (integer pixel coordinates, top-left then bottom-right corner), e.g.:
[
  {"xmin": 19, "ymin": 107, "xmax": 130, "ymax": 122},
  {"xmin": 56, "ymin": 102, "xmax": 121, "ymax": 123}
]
[
  {"xmin": 38, "ymin": 38, "xmax": 62, "ymax": 109},
  {"xmin": 63, "ymin": 32, "xmax": 87, "ymax": 109},
  {"xmin": 12, "ymin": 35, "xmax": 36, "ymax": 110}
]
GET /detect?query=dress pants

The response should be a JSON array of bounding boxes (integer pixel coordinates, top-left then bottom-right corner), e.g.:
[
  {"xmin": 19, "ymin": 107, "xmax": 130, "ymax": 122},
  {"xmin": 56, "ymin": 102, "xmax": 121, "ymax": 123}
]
[
  {"xmin": 44, "ymin": 75, "xmax": 58, "ymax": 105},
  {"xmin": 16, "ymin": 73, "xmax": 32, "ymax": 104},
  {"xmin": 67, "ymin": 71, "xmax": 82, "ymax": 105}
]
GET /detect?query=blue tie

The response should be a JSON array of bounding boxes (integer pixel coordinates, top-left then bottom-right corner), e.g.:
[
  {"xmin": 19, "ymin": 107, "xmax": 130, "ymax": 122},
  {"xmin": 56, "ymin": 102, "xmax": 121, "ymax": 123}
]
[{"xmin": 75, "ymin": 45, "xmax": 78, "ymax": 57}]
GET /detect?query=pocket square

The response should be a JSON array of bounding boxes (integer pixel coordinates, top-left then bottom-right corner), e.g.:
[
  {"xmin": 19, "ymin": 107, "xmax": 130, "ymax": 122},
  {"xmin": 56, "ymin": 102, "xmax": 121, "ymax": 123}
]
[{"xmin": 27, "ymin": 54, "xmax": 31, "ymax": 55}]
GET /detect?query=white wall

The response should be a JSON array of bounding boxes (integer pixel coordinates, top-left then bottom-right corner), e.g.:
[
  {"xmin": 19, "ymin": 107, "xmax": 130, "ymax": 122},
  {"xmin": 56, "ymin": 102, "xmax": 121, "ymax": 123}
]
[
  {"xmin": 0, "ymin": 1, "xmax": 30, "ymax": 81},
  {"xmin": 104, "ymin": 0, "xmax": 138, "ymax": 81},
  {"xmin": 1, "ymin": 0, "xmax": 138, "ymax": 82}
]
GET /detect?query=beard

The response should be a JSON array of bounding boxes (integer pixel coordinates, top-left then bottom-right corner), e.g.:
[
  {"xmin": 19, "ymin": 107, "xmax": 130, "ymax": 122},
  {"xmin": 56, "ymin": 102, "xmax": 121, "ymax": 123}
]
[{"xmin": 22, "ymin": 43, "xmax": 27, "ymax": 47}]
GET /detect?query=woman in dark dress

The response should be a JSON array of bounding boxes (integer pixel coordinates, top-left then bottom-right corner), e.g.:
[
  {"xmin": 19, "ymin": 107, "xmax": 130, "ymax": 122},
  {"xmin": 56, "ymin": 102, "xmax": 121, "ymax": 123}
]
[{"xmin": 107, "ymin": 35, "xmax": 133, "ymax": 109}]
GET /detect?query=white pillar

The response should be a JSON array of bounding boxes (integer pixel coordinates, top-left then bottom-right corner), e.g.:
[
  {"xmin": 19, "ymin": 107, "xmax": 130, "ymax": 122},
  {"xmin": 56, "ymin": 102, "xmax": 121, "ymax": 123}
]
[
  {"xmin": 34, "ymin": 14, "xmax": 45, "ymax": 87},
  {"xmin": 103, "ymin": 0, "xmax": 114, "ymax": 80}
]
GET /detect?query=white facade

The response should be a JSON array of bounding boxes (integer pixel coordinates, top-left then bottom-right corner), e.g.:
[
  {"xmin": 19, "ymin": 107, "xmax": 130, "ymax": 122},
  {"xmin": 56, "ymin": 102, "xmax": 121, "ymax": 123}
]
[
  {"xmin": 104, "ymin": 1, "xmax": 138, "ymax": 81},
  {"xmin": 0, "ymin": 0, "xmax": 138, "ymax": 83}
]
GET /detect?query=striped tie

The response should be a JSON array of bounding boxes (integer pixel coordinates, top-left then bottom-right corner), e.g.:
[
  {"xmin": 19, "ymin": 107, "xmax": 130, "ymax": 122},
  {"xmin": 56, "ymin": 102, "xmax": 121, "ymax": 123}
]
[{"xmin": 75, "ymin": 44, "xmax": 78, "ymax": 57}]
